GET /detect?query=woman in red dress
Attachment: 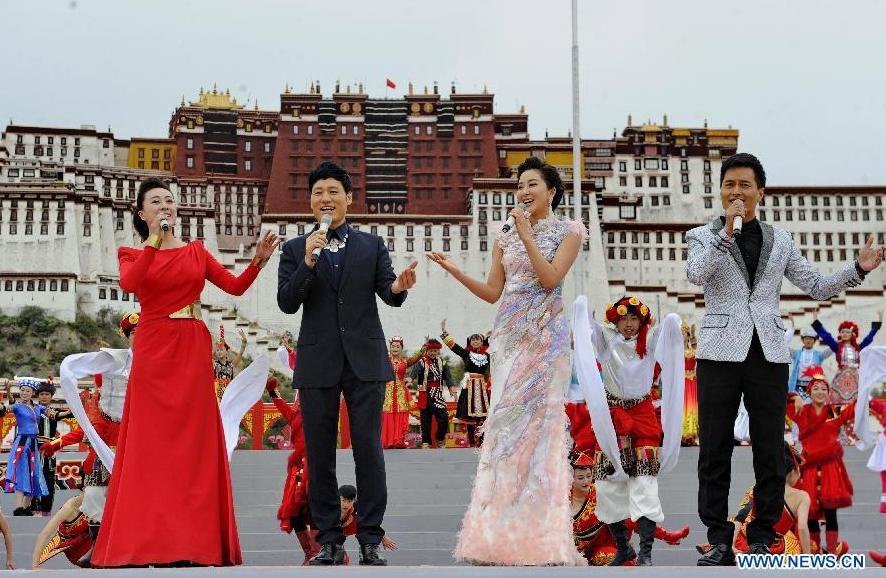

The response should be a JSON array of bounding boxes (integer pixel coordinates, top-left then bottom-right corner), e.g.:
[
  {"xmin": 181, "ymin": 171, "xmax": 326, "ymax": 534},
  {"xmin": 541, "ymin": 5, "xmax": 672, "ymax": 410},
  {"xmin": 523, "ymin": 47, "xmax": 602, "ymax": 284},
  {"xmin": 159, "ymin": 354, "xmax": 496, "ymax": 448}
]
[
  {"xmin": 92, "ymin": 178, "xmax": 278, "ymax": 567},
  {"xmin": 381, "ymin": 337, "xmax": 423, "ymax": 449},
  {"xmin": 786, "ymin": 366, "xmax": 853, "ymax": 556}
]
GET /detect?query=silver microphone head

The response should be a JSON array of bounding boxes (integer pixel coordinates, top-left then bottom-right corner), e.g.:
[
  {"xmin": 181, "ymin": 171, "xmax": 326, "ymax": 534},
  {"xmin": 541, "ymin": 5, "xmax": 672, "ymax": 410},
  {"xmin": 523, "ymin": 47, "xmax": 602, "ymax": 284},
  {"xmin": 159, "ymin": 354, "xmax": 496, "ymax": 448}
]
[
  {"xmin": 160, "ymin": 217, "xmax": 170, "ymax": 232},
  {"xmin": 319, "ymin": 214, "xmax": 333, "ymax": 231}
]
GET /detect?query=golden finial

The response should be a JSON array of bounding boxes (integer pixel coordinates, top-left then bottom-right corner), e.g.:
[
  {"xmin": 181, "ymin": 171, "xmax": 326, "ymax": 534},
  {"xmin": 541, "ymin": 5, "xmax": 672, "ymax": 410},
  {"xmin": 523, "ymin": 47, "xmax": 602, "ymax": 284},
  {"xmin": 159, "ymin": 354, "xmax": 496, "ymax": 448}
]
[
  {"xmin": 482, "ymin": 84, "xmax": 488, "ymax": 94},
  {"xmin": 358, "ymin": 82, "xmax": 364, "ymax": 94},
  {"xmin": 254, "ymin": 100, "xmax": 259, "ymax": 111},
  {"xmin": 408, "ymin": 81, "xmax": 414, "ymax": 95},
  {"xmin": 309, "ymin": 81, "xmax": 315, "ymax": 94},
  {"xmin": 225, "ymin": 88, "xmax": 230, "ymax": 96},
  {"xmin": 212, "ymin": 83, "xmax": 218, "ymax": 94},
  {"xmin": 199, "ymin": 86, "xmax": 204, "ymax": 96},
  {"xmin": 423, "ymin": 85, "xmax": 428, "ymax": 95},
  {"xmin": 181, "ymin": 95, "xmax": 186, "ymax": 106}
]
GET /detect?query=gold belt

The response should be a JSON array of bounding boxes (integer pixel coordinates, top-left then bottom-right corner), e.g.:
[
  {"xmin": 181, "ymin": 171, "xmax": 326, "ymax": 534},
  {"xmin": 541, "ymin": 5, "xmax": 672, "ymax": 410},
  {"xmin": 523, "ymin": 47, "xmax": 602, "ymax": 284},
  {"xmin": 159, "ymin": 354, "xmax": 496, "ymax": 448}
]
[{"xmin": 168, "ymin": 301, "xmax": 202, "ymax": 320}]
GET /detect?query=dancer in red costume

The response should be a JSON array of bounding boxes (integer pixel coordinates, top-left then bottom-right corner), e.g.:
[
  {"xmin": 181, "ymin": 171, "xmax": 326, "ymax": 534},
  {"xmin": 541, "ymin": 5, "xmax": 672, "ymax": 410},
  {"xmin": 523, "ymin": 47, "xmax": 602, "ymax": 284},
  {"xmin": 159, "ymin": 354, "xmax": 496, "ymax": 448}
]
[
  {"xmin": 786, "ymin": 366, "xmax": 853, "ymax": 555},
  {"xmin": 266, "ymin": 377, "xmax": 319, "ymax": 564},
  {"xmin": 92, "ymin": 178, "xmax": 278, "ymax": 567},
  {"xmin": 381, "ymin": 337, "xmax": 423, "ymax": 449},
  {"xmin": 569, "ymin": 450, "xmax": 688, "ymax": 565}
]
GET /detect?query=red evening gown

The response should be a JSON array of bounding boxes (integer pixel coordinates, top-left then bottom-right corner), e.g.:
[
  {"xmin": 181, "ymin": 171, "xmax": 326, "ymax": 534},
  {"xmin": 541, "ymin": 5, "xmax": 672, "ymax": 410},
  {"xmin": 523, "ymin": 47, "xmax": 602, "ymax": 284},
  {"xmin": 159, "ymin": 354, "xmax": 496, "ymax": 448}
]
[{"xmin": 92, "ymin": 241, "xmax": 261, "ymax": 567}]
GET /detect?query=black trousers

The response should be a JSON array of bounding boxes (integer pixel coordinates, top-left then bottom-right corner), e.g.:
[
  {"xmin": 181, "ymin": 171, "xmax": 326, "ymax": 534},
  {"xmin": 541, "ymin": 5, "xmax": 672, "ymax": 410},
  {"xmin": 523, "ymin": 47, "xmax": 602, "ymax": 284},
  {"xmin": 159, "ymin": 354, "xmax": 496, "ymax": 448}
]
[
  {"xmin": 31, "ymin": 456, "xmax": 56, "ymax": 513},
  {"xmin": 420, "ymin": 404, "xmax": 448, "ymax": 446},
  {"xmin": 697, "ymin": 332, "xmax": 788, "ymax": 546},
  {"xmin": 299, "ymin": 359, "xmax": 387, "ymax": 546}
]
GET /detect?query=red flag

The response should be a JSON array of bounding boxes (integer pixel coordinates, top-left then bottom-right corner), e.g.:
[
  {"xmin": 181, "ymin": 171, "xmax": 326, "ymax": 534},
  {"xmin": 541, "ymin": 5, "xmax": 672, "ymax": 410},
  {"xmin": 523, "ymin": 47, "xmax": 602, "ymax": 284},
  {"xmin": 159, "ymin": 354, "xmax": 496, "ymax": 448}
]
[{"xmin": 386, "ymin": 78, "xmax": 396, "ymax": 89}]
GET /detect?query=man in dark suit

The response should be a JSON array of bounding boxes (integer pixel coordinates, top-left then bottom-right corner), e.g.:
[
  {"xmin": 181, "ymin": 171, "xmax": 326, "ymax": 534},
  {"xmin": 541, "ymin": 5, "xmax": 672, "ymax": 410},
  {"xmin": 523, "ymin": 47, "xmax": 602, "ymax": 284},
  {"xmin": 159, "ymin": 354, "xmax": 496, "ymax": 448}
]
[{"xmin": 277, "ymin": 161, "xmax": 417, "ymax": 566}]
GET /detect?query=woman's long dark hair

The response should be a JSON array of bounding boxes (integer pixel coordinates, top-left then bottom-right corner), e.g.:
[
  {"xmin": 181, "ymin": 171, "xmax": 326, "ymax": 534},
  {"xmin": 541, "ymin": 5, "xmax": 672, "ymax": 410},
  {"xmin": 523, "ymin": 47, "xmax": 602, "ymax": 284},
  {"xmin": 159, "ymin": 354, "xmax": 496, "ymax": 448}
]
[{"xmin": 133, "ymin": 177, "xmax": 172, "ymax": 241}]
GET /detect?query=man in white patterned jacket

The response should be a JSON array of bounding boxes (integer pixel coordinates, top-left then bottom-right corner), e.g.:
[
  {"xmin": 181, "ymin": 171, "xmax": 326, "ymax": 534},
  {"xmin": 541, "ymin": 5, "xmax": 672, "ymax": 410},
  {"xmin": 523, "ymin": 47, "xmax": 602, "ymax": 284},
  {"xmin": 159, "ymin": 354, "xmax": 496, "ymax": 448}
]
[{"xmin": 686, "ymin": 153, "xmax": 884, "ymax": 566}]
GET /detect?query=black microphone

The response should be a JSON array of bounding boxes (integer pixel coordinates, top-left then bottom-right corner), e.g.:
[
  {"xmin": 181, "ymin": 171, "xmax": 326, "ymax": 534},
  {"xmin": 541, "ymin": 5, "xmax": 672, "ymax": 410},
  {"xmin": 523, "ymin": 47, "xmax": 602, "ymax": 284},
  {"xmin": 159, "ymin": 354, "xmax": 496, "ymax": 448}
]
[
  {"xmin": 732, "ymin": 215, "xmax": 743, "ymax": 237},
  {"xmin": 311, "ymin": 214, "xmax": 333, "ymax": 263},
  {"xmin": 502, "ymin": 202, "xmax": 527, "ymax": 233},
  {"xmin": 160, "ymin": 217, "xmax": 170, "ymax": 232}
]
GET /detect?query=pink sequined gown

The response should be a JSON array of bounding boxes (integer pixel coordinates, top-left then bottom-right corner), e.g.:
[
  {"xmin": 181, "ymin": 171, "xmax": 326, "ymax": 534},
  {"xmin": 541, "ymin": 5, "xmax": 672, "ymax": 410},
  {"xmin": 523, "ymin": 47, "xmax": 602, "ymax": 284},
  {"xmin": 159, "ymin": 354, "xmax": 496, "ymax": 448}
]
[{"xmin": 454, "ymin": 217, "xmax": 587, "ymax": 566}]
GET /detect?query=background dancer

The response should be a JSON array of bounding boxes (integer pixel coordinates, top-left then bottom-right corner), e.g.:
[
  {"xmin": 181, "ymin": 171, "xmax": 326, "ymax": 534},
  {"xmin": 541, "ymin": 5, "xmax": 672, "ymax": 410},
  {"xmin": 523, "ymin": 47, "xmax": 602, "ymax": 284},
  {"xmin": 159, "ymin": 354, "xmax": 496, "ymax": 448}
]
[
  {"xmin": 266, "ymin": 377, "xmax": 318, "ymax": 564},
  {"xmin": 812, "ymin": 311, "xmax": 882, "ymax": 442},
  {"xmin": 441, "ymin": 320, "xmax": 491, "ymax": 447},
  {"xmin": 277, "ymin": 161, "xmax": 416, "ymax": 566},
  {"xmin": 429, "ymin": 156, "xmax": 586, "ymax": 565},
  {"xmin": 685, "ymin": 153, "xmax": 883, "ymax": 566},
  {"xmin": 382, "ymin": 337, "xmax": 423, "ymax": 449},
  {"xmin": 409, "ymin": 339, "xmax": 455, "ymax": 449},
  {"xmin": 92, "ymin": 177, "xmax": 279, "ymax": 567},
  {"xmin": 1, "ymin": 377, "xmax": 49, "ymax": 515},
  {"xmin": 786, "ymin": 366, "xmax": 853, "ymax": 555},
  {"xmin": 31, "ymin": 379, "xmax": 71, "ymax": 517},
  {"xmin": 789, "ymin": 326, "xmax": 832, "ymax": 400}
]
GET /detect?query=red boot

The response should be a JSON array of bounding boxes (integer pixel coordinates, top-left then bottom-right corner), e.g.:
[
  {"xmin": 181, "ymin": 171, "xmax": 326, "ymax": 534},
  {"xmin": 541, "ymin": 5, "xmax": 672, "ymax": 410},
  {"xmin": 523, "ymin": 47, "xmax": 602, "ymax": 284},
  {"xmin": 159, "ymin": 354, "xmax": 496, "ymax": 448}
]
[
  {"xmin": 295, "ymin": 530, "xmax": 321, "ymax": 565},
  {"xmin": 656, "ymin": 525, "xmax": 690, "ymax": 545}
]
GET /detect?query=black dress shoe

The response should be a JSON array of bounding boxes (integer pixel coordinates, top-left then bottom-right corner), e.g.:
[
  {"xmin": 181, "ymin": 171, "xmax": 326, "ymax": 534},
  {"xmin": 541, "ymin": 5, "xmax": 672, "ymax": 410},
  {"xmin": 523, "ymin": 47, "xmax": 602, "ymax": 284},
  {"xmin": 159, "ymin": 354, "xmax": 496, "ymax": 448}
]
[
  {"xmin": 308, "ymin": 543, "xmax": 345, "ymax": 566},
  {"xmin": 697, "ymin": 543, "xmax": 736, "ymax": 566},
  {"xmin": 359, "ymin": 543, "xmax": 387, "ymax": 566},
  {"xmin": 748, "ymin": 543, "xmax": 771, "ymax": 555}
]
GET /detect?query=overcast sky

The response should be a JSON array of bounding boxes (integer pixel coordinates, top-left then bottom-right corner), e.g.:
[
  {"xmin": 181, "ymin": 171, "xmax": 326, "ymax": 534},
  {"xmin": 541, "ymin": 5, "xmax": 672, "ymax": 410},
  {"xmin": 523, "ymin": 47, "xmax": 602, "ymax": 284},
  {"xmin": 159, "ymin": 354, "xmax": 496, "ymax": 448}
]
[{"xmin": 3, "ymin": 0, "xmax": 884, "ymax": 185}]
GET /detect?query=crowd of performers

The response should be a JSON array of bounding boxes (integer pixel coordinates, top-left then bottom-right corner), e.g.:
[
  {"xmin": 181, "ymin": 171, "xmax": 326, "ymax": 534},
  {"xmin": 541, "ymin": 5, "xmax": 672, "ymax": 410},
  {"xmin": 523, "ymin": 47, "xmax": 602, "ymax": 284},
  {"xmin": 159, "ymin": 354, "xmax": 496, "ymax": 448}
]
[{"xmin": 0, "ymin": 299, "xmax": 882, "ymax": 568}]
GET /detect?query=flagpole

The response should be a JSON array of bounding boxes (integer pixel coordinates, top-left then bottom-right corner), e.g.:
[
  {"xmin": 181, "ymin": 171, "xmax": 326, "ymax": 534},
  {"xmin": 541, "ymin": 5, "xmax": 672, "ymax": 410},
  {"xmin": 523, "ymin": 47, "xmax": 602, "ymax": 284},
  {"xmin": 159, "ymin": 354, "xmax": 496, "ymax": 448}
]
[
  {"xmin": 571, "ymin": 0, "xmax": 584, "ymax": 297},
  {"xmin": 571, "ymin": 0, "xmax": 611, "ymax": 314}
]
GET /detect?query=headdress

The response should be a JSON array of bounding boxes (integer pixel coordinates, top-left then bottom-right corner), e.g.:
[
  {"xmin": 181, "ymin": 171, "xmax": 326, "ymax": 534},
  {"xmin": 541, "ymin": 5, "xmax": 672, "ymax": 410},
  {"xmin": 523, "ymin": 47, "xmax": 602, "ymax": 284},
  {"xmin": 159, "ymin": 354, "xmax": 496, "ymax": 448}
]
[
  {"xmin": 604, "ymin": 295, "xmax": 653, "ymax": 358},
  {"xmin": 569, "ymin": 449, "xmax": 594, "ymax": 469},
  {"xmin": 118, "ymin": 312, "xmax": 139, "ymax": 338}
]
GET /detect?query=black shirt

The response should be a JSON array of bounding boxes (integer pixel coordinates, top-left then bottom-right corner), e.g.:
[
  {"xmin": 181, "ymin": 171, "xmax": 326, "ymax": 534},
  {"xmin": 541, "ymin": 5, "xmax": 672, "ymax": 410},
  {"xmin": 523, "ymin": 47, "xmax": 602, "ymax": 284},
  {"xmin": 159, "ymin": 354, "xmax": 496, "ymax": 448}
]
[
  {"xmin": 320, "ymin": 222, "xmax": 349, "ymax": 288},
  {"xmin": 720, "ymin": 215, "xmax": 762, "ymax": 284}
]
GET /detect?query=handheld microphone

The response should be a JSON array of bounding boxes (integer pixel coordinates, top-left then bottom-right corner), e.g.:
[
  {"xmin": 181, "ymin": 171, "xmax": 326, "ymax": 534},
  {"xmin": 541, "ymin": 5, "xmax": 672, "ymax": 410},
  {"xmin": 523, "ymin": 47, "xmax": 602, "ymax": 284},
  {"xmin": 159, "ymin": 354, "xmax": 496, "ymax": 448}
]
[
  {"xmin": 311, "ymin": 214, "xmax": 333, "ymax": 263},
  {"xmin": 502, "ymin": 202, "xmax": 527, "ymax": 233},
  {"xmin": 732, "ymin": 215, "xmax": 743, "ymax": 237},
  {"xmin": 160, "ymin": 217, "xmax": 170, "ymax": 232}
]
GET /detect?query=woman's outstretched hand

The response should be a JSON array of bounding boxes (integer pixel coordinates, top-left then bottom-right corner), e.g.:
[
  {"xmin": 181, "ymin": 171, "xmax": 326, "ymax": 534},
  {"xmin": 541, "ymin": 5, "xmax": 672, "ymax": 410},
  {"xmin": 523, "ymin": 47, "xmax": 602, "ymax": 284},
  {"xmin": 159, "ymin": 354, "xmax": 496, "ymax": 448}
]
[{"xmin": 426, "ymin": 252, "xmax": 461, "ymax": 276}]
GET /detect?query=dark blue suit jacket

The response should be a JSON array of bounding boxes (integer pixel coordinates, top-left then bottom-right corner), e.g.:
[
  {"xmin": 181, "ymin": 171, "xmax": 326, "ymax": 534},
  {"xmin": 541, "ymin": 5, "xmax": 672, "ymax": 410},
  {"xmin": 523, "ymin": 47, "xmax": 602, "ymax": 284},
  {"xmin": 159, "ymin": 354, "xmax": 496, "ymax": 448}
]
[{"xmin": 277, "ymin": 227, "xmax": 406, "ymax": 387}]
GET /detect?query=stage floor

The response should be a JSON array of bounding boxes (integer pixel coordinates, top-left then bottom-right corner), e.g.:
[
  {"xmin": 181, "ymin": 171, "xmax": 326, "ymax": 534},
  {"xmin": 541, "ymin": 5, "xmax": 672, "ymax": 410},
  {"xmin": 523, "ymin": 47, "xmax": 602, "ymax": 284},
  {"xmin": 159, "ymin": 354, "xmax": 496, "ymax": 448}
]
[{"xmin": 4, "ymin": 446, "xmax": 883, "ymax": 573}]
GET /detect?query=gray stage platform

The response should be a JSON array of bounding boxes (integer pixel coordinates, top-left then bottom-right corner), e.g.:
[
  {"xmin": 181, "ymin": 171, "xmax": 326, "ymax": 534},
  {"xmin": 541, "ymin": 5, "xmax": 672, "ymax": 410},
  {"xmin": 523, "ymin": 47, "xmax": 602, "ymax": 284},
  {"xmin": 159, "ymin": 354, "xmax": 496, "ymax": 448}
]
[{"xmin": 3, "ymin": 446, "xmax": 883, "ymax": 574}]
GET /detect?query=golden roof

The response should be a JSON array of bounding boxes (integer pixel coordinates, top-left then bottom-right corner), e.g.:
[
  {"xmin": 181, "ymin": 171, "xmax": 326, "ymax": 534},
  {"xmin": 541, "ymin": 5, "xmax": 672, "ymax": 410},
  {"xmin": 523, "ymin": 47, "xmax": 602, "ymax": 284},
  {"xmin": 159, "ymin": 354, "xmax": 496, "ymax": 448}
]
[{"xmin": 189, "ymin": 84, "xmax": 244, "ymax": 110}]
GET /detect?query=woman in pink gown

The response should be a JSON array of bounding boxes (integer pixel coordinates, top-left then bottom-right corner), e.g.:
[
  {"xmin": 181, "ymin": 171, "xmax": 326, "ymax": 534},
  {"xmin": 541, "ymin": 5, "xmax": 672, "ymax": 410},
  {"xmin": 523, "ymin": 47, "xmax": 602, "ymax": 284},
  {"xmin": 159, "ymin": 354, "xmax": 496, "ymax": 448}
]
[{"xmin": 428, "ymin": 157, "xmax": 586, "ymax": 565}]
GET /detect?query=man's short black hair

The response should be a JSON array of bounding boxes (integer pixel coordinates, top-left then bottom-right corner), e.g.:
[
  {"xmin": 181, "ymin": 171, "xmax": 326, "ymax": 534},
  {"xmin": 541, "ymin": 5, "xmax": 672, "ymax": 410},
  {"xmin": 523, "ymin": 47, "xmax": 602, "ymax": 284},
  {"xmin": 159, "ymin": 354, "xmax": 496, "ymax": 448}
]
[
  {"xmin": 720, "ymin": 153, "xmax": 766, "ymax": 189},
  {"xmin": 309, "ymin": 161, "xmax": 352, "ymax": 193},
  {"xmin": 338, "ymin": 484, "xmax": 357, "ymax": 501}
]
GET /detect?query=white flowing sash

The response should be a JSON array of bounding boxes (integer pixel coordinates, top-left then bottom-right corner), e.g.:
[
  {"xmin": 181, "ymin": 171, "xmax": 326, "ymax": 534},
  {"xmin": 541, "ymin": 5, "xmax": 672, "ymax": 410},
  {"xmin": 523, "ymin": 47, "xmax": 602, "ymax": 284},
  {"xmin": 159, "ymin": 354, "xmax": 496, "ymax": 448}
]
[
  {"xmin": 856, "ymin": 347, "xmax": 886, "ymax": 451},
  {"xmin": 219, "ymin": 354, "xmax": 270, "ymax": 459},
  {"xmin": 59, "ymin": 350, "xmax": 126, "ymax": 471},
  {"xmin": 654, "ymin": 312, "xmax": 685, "ymax": 474}
]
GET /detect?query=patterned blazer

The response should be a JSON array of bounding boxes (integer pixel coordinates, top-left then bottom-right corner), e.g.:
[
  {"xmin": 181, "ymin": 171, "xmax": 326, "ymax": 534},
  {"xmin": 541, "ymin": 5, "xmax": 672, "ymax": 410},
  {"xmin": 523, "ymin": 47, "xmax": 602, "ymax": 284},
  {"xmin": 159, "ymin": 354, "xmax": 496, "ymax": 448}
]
[{"xmin": 686, "ymin": 218, "xmax": 863, "ymax": 364}]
